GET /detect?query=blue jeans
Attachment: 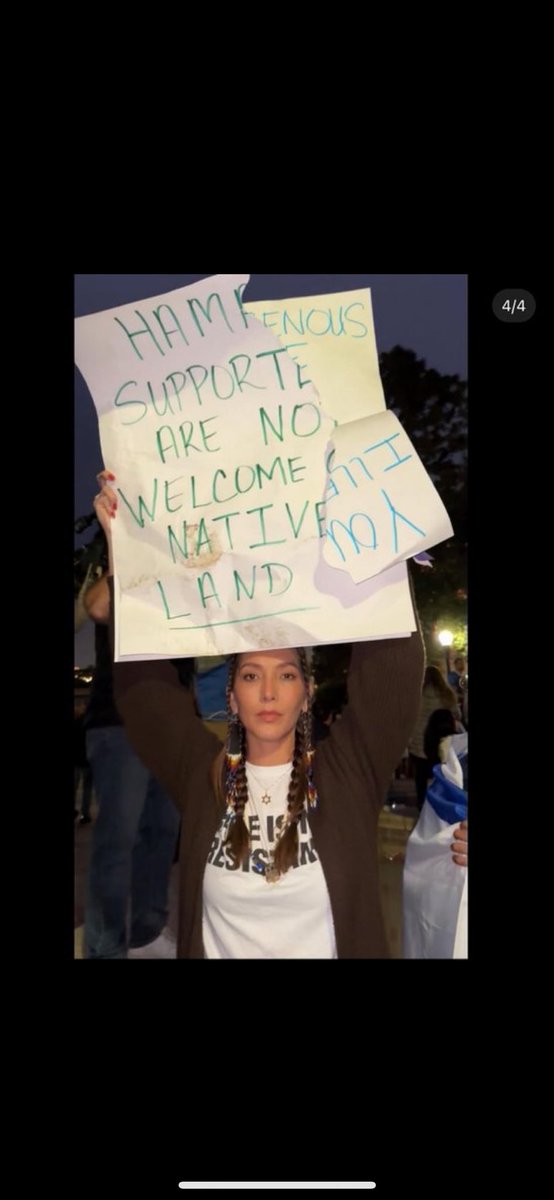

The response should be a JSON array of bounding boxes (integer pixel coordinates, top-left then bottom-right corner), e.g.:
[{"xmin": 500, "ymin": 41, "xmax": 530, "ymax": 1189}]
[
  {"xmin": 75, "ymin": 764, "xmax": 94, "ymax": 818},
  {"xmin": 84, "ymin": 726, "xmax": 180, "ymax": 959}
]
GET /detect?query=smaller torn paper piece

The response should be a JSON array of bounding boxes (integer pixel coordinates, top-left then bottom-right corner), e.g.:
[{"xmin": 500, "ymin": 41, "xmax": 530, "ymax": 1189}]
[{"xmin": 322, "ymin": 410, "xmax": 453, "ymax": 584}]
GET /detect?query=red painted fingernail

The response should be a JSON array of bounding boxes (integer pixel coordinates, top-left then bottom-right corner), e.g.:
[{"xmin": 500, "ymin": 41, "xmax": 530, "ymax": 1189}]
[{"xmin": 108, "ymin": 473, "xmax": 115, "ymax": 480}]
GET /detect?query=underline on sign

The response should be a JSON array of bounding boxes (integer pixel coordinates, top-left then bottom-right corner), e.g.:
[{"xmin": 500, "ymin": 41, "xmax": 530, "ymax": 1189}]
[{"xmin": 169, "ymin": 607, "xmax": 321, "ymax": 631}]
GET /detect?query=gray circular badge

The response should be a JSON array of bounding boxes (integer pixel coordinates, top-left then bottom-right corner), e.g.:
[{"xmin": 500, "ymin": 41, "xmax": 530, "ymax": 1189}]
[{"xmin": 492, "ymin": 289, "xmax": 536, "ymax": 323}]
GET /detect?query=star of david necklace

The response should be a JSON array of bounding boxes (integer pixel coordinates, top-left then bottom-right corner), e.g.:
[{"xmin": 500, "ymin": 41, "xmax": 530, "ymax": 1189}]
[
  {"xmin": 247, "ymin": 765, "xmax": 292, "ymax": 805},
  {"xmin": 246, "ymin": 764, "xmax": 292, "ymax": 883}
]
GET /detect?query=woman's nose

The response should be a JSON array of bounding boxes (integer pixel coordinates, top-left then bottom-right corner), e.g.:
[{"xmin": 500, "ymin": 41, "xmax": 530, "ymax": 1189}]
[{"xmin": 261, "ymin": 679, "xmax": 276, "ymax": 701}]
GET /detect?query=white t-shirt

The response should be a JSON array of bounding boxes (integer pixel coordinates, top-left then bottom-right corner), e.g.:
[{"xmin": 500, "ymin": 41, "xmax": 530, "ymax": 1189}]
[{"xmin": 203, "ymin": 761, "xmax": 337, "ymax": 959}]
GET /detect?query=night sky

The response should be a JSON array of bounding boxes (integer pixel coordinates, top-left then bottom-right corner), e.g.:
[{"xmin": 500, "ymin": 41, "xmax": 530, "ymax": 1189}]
[{"xmin": 74, "ymin": 273, "xmax": 467, "ymax": 666}]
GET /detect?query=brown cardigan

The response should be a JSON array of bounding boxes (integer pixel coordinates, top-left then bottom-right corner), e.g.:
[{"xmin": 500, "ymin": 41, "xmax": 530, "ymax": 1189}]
[{"xmin": 110, "ymin": 581, "xmax": 424, "ymax": 958}]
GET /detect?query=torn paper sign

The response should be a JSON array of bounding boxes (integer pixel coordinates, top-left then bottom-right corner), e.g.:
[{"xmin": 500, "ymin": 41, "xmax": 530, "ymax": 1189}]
[
  {"xmin": 244, "ymin": 287, "xmax": 385, "ymax": 425},
  {"xmin": 322, "ymin": 410, "xmax": 453, "ymax": 583},
  {"xmin": 75, "ymin": 274, "xmax": 416, "ymax": 659}
]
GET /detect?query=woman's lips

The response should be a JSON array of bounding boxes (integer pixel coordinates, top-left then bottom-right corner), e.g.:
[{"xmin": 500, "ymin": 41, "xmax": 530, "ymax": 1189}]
[{"xmin": 257, "ymin": 712, "xmax": 281, "ymax": 722}]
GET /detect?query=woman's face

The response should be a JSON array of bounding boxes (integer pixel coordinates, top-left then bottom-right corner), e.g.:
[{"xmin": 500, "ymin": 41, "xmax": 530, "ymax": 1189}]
[{"xmin": 230, "ymin": 649, "xmax": 308, "ymax": 757}]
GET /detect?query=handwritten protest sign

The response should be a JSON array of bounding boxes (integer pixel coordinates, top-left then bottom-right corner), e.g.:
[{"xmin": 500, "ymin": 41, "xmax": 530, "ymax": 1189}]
[
  {"xmin": 244, "ymin": 288, "xmax": 385, "ymax": 424},
  {"xmin": 75, "ymin": 275, "xmax": 420, "ymax": 659},
  {"xmin": 323, "ymin": 411, "xmax": 453, "ymax": 582}
]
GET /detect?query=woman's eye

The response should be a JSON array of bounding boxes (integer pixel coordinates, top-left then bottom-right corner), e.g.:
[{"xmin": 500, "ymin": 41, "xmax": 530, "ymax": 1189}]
[
  {"xmin": 282, "ymin": 672, "xmax": 298, "ymax": 681},
  {"xmin": 241, "ymin": 672, "xmax": 257, "ymax": 682}
]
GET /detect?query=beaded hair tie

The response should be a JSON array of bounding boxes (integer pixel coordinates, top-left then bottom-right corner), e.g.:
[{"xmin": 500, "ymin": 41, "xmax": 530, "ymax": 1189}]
[
  {"xmin": 224, "ymin": 713, "xmax": 242, "ymax": 811},
  {"xmin": 305, "ymin": 747, "xmax": 318, "ymax": 809}
]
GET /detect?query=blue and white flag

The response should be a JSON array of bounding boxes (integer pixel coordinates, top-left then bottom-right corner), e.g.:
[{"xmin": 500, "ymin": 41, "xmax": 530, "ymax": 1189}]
[{"xmin": 403, "ymin": 739, "xmax": 468, "ymax": 959}]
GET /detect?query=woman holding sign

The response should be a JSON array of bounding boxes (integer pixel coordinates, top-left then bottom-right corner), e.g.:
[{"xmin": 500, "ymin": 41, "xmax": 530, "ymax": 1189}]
[{"xmin": 95, "ymin": 470, "xmax": 426, "ymax": 958}]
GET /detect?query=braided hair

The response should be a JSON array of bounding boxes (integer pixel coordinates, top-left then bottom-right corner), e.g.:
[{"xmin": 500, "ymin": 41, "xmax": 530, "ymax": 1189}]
[{"xmin": 211, "ymin": 648, "xmax": 318, "ymax": 879}]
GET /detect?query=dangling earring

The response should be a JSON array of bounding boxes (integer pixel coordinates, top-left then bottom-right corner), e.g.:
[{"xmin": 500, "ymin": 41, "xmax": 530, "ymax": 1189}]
[
  {"xmin": 225, "ymin": 711, "xmax": 242, "ymax": 766},
  {"xmin": 302, "ymin": 709, "xmax": 318, "ymax": 809},
  {"xmin": 224, "ymin": 712, "xmax": 242, "ymax": 811}
]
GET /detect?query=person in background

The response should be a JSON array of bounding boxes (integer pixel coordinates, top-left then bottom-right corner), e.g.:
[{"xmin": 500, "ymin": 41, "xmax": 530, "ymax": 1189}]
[
  {"xmin": 409, "ymin": 666, "xmax": 461, "ymax": 809},
  {"xmin": 311, "ymin": 680, "xmax": 347, "ymax": 745},
  {"xmin": 74, "ymin": 697, "xmax": 94, "ymax": 824},
  {"xmin": 81, "ymin": 542, "xmax": 188, "ymax": 959},
  {"xmin": 447, "ymin": 654, "xmax": 467, "ymax": 704}
]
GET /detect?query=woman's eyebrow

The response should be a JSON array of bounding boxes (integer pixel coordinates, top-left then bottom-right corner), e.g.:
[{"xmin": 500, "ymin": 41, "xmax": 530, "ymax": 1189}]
[{"xmin": 238, "ymin": 660, "xmax": 299, "ymax": 670}]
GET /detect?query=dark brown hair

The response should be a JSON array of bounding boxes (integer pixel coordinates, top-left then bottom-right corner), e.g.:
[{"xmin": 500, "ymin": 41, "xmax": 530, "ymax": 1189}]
[{"xmin": 210, "ymin": 648, "xmax": 314, "ymax": 879}]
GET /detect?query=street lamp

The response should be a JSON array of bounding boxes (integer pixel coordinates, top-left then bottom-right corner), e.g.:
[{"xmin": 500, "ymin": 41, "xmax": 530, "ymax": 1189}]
[{"xmin": 438, "ymin": 629, "xmax": 453, "ymax": 680}]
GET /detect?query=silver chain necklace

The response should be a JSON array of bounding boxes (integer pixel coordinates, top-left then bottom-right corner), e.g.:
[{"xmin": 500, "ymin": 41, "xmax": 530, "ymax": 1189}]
[{"xmin": 246, "ymin": 764, "xmax": 291, "ymax": 805}]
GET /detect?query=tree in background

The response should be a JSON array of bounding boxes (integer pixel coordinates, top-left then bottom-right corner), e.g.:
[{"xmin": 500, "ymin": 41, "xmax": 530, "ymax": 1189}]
[{"xmin": 380, "ymin": 346, "xmax": 467, "ymax": 662}]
